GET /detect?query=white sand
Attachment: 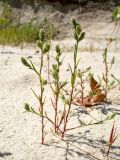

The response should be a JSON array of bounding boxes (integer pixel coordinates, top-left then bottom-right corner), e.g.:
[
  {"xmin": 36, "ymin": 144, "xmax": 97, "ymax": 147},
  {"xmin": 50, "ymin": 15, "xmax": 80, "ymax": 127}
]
[
  {"xmin": 0, "ymin": 40, "xmax": 120, "ymax": 160},
  {"xmin": 0, "ymin": 3, "xmax": 120, "ymax": 158}
]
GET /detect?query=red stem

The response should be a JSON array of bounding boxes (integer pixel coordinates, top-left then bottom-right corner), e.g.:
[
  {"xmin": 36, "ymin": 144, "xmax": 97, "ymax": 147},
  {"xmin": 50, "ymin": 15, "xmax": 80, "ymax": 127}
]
[
  {"xmin": 107, "ymin": 145, "xmax": 111, "ymax": 156},
  {"xmin": 45, "ymin": 114, "xmax": 63, "ymax": 134},
  {"xmin": 62, "ymin": 89, "xmax": 73, "ymax": 138},
  {"xmin": 105, "ymin": 59, "xmax": 108, "ymax": 100},
  {"xmin": 55, "ymin": 98, "xmax": 58, "ymax": 133},
  {"xmin": 80, "ymin": 74, "xmax": 84, "ymax": 105},
  {"xmin": 47, "ymin": 53, "xmax": 50, "ymax": 83},
  {"xmin": 42, "ymin": 115, "xmax": 44, "ymax": 145}
]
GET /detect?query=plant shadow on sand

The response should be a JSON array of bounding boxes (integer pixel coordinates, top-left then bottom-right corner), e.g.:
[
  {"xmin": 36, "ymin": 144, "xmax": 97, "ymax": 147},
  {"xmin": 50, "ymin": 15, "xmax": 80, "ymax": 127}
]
[
  {"xmin": 76, "ymin": 102, "xmax": 120, "ymax": 116},
  {"xmin": 46, "ymin": 131, "xmax": 120, "ymax": 160},
  {"xmin": 46, "ymin": 103, "xmax": 120, "ymax": 160},
  {"xmin": 65, "ymin": 132, "xmax": 120, "ymax": 160},
  {"xmin": 96, "ymin": 104, "xmax": 120, "ymax": 116},
  {"xmin": 0, "ymin": 152, "xmax": 12, "ymax": 158}
]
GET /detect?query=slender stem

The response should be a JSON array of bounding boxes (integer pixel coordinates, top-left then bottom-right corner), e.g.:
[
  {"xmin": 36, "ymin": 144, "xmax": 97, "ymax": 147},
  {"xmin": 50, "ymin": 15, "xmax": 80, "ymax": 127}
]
[
  {"xmin": 41, "ymin": 111, "xmax": 44, "ymax": 144},
  {"xmin": 47, "ymin": 52, "xmax": 50, "ymax": 82},
  {"xmin": 62, "ymin": 89, "xmax": 73, "ymax": 138},
  {"xmin": 39, "ymin": 51, "xmax": 44, "ymax": 144},
  {"xmin": 40, "ymin": 54, "xmax": 43, "ymax": 76},
  {"xmin": 58, "ymin": 106, "xmax": 66, "ymax": 129},
  {"xmin": 107, "ymin": 145, "xmax": 111, "ymax": 157},
  {"xmin": 80, "ymin": 74, "xmax": 84, "ymax": 105},
  {"xmin": 45, "ymin": 114, "xmax": 63, "ymax": 134},
  {"xmin": 55, "ymin": 94, "xmax": 59, "ymax": 132},
  {"xmin": 66, "ymin": 120, "xmax": 104, "ymax": 131},
  {"xmin": 62, "ymin": 41, "xmax": 79, "ymax": 138},
  {"xmin": 73, "ymin": 90, "xmax": 81, "ymax": 99},
  {"xmin": 104, "ymin": 40, "xmax": 113, "ymax": 101},
  {"xmin": 54, "ymin": 79, "xmax": 60, "ymax": 132},
  {"xmin": 104, "ymin": 53, "xmax": 108, "ymax": 100},
  {"xmin": 54, "ymin": 54, "xmax": 60, "ymax": 133}
]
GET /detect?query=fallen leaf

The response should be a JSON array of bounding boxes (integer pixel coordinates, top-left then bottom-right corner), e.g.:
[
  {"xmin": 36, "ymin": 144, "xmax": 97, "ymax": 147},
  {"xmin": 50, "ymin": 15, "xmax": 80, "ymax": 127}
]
[{"xmin": 74, "ymin": 75, "xmax": 106, "ymax": 107}]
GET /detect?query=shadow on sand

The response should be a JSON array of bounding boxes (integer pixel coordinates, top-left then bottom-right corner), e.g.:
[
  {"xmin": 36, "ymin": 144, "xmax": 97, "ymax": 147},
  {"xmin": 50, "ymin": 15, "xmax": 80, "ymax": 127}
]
[
  {"xmin": 0, "ymin": 152, "xmax": 12, "ymax": 158},
  {"xmin": 46, "ymin": 103, "xmax": 120, "ymax": 160}
]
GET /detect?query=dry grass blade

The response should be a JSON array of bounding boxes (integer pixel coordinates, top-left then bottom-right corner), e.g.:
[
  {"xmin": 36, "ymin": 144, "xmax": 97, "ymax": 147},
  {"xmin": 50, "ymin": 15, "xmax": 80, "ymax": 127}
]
[{"xmin": 107, "ymin": 123, "xmax": 118, "ymax": 156}]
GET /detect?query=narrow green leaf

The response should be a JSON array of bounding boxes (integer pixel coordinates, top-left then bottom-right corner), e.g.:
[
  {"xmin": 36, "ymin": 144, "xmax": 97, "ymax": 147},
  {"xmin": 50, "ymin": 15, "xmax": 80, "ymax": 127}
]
[
  {"xmin": 56, "ymin": 45, "xmax": 61, "ymax": 56},
  {"xmin": 74, "ymin": 45, "xmax": 77, "ymax": 64},
  {"xmin": 71, "ymin": 73, "xmax": 75, "ymax": 88},
  {"xmin": 103, "ymin": 48, "xmax": 107, "ymax": 61},
  {"xmin": 60, "ymin": 81, "xmax": 67, "ymax": 89},
  {"xmin": 43, "ymin": 80, "xmax": 47, "ymax": 85},
  {"xmin": 31, "ymin": 89, "xmax": 39, "ymax": 101},
  {"xmin": 76, "ymin": 58, "xmax": 81, "ymax": 68},
  {"xmin": 43, "ymin": 42, "xmax": 50, "ymax": 54},
  {"xmin": 60, "ymin": 93, "xmax": 67, "ymax": 105},
  {"xmin": 106, "ymin": 113, "xmax": 116, "ymax": 120},
  {"xmin": 72, "ymin": 18, "xmax": 77, "ymax": 29},
  {"xmin": 79, "ymin": 32, "xmax": 85, "ymax": 41},
  {"xmin": 76, "ymin": 25, "xmax": 81, "ymax": 35},
  {"xmin": 39, "ymin": 29, "xmax": 45, "ymax": 43},
  {"xmin": 24, "ymin": 103, "xmax": 30, "ymax": 112},
  {"xmin": 68, "ymin": 63, "xmax": 73, "ymax": 73},
  {"xmin": 110, "ymin": 57, "xmax": 115, "ymax": 69},
  {"xmin": 37, "ymin": 40, "xmax": 43, "ymax": 50},
  {"xmin": 21, "ymin": 57, "xmax": 32, "ymax": 69},
  {"xmin": 73, "ymin": 31, "xmax": 78, "ymax": 41},
  {"xmin": 112, "ymin": 6, "xmax": 120, "ymax": 21}
]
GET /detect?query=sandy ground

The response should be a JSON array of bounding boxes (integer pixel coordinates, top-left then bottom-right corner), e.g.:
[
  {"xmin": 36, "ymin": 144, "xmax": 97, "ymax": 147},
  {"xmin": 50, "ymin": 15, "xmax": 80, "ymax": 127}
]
[
  {"xmin": 0, "ymin": 38, "xmax": 120, "ymax": 160},
  {"xmin": 0, "ymin": 2, "xmax": 120, "ymax": 159}
]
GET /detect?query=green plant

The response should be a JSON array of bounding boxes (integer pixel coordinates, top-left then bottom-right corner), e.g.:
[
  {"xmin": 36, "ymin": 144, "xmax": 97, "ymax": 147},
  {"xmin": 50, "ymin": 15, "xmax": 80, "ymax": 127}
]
[
  {"xmin": 0, "ymin": 4, "xmax": 55, "ymax": 46},
  {"xmin": 21, "ymin": 18, "xmax": 118, "ymax": 147},
  {"xmin": 102, "ymin": 47, "xmax": 118, "ymax": 100},
  {"xmin": 50, "ymin": 45, "xmax": 67, "ymax": 133},
  {"xmin": 97, "ymin": 8, "xmax": 120, "ymax": 101},
  {"xmin": 41, "ymin": 18, "xmax": 55, "ymax": 82},
  {"xmin": 0, "ymin": 17, "xmax": 10, "ymax": 29},
  {"xmin": 64, "ymin": 112, "xmax": 116, "ymax": 131},
  {"xmin": 1, "ymin": 1, "xmax": 12, "ymax": 20},
  {"xmin": 0, "ymin": 2, "xmax": 12, "ymax": 36},
  {"xmin": 112, "ymin": 5, "xmax": 120, "ymax": 21},
  {"xmin": 0, "ymin": 21, "xmax": 54, "ymax": 46},
  {"xmin": 21, "ymin": 28, "xmax": 50, "ymax": 144},
  {"xmin": 103, "ymin": 48, "xmax": 111, "ymax": 99},
  {"xmin": 60, "ymin": 18, "xmax": 85, "ymax": 138},
  {"xmin": 76, "ymin": 67, "xmax": 91, "ymax": 105}
]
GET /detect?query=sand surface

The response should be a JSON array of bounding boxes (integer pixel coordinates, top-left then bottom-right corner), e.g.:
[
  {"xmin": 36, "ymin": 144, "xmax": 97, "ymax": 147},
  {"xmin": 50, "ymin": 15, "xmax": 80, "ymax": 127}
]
[
  {"xmin": 0, "ymin": 40, "xmax": 120, "ymax": 160},
  {"xmin": 0, "ymin": 2, "xmax": 120, "ymax": 159}
]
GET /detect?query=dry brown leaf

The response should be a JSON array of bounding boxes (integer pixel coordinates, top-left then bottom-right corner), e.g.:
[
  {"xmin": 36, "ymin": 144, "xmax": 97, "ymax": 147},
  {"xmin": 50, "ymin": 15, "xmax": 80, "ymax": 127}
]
[
  {"xmin": 90, "ymin": 75, "xmax": 101, "ymax": 93},
  {"xmin": 74, "ymin": 75, "xmax": 106, "ymax": 107}
]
